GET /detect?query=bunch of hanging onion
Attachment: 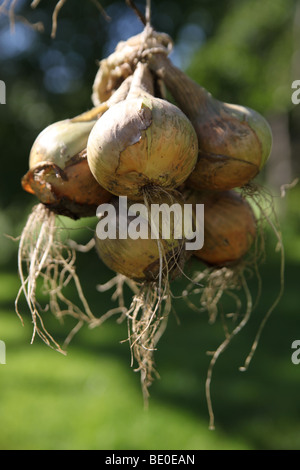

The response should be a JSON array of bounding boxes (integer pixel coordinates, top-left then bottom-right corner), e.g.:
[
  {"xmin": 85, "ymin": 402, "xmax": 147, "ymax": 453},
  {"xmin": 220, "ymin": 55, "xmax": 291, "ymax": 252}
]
[{"xmin": 17, "ymin": 26, "xmax": 275, "ymax": 406}]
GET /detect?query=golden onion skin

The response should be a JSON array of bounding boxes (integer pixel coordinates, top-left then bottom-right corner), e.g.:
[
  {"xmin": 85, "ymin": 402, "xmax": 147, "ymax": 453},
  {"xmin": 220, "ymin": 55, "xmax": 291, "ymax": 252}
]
[
  {"xmin": 29, "ymin": 119, "xmax": 96, "ymax": 170},
  {"xmin": 148, "ymin": 53, "xmax": 272, "ymax": 190},
  {"xmin": 87, "ymin": 94, "xmax": 198, "ymax": 200},
  {"xmin": 187, "ymin": 190, "xmax": 257, "ymax": 266}
]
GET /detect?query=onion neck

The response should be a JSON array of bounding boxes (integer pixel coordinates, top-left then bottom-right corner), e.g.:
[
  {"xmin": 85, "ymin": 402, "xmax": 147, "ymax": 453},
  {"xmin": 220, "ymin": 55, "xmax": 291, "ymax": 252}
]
[
  {"xmin": 147, "ymin": 53, "xmax": 216, "ymax": 120},
  {"xmin": 127, "ymin": 62, "xmax": 155, "ymax": 100}
]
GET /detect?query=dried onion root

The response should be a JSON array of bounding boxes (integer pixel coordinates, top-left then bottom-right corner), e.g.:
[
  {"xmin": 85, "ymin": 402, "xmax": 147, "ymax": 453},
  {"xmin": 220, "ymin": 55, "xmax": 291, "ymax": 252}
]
[
  {"xmin": 92, "ymin": 271, "xmax": 172, "ymax": 405},
  {"xmin": 15, "ymin": 203, "xmax": 96, "ymax": 352},
  {"xmin": 183, "ymin": 183, "xmax": 285, "ymax": 429},
  {"xmin": 124, "ymin": 281, "xmax": 171, "ymax": 405},
  {"xmin": 238, "ymin": 183, "xmax": 285, "ymax": 370},
  {"xmin": 2, "ymin": 0, "xmax": 109, "ymax": 38}
]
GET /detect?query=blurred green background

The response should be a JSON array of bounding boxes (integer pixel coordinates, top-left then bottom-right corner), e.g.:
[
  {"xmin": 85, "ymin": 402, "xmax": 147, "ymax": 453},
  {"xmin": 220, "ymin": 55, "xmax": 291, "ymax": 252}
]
[{"xmin": 0, "ymin": 0, "xmax": 299, "ymax": 450}]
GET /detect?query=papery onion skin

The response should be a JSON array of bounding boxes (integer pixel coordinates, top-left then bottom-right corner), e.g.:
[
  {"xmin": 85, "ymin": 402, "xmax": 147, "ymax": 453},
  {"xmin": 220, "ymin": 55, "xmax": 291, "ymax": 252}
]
[
  {"xmin": 91, "ymin": 31, "xmax": 173, "ymax": 105},
  {"xmin": 187, "ymin": 103, "xmax": 272, "ymax": 191},
  {"xmin": 29, "ymin": 119, "xmax": 96, "ymax": 170},
  {"xmin": 87, "ymin": 94, "xmax": 198, "ymax": 200},
  {"xmin": 22, "ymin": 154, "xmax": 112, "ymax": 219},
  {"xmin": 22, "ymin": 119, "xmax": 112, "ymax": 219},
  {"xmin": 148, "ymin": 53, "xmax": 272, "ymax": 191}
]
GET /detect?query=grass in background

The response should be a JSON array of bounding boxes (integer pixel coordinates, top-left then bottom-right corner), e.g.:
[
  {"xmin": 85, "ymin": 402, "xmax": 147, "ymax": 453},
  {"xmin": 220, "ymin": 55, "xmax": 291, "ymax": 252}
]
[{"xmin": 0, "ymin": 284, "xmax": 251, "ymax": 450}]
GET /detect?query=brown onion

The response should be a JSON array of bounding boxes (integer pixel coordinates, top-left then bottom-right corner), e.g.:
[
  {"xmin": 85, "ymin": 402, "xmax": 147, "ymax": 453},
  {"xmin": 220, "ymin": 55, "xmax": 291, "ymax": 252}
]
[
  {"xmin": 186, "ymin": 189, "xmax": 257, "ymax": 266},
  {"xmin": 148, "ymin": 53, "xmax": 272, "ymax": 191}
]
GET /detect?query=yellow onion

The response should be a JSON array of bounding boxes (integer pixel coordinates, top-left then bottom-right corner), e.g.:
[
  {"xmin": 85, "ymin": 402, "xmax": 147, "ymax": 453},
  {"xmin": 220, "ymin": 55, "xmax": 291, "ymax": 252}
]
[
  {"xmin": 94, "ymin": 193, "xmax": 191, "ymax": 282},
  {"xmin": 22, "ymin": 119, "xmax": 112, "ymax": 219},
  {"xmin": 148, "ymin": 53, "xmax": 272, "ymax": 191},
  {"xmin": 28, "ymin": 119, "xmax": 96, "ymax": 170},
  {"xmin": 21, "ymin": 77, "xmax": 135, "ymax": 219},
  {"xmin": 87, "ymin": 62, "xmax": 198, "ymax": 200},
  {"xmin": 186, "ymin": 189, "xmax": 257, "ymax": 266}
]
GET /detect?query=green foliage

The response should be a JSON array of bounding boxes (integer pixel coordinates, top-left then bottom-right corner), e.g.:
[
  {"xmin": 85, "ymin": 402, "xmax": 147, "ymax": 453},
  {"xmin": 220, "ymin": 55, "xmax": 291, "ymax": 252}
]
[{"xmin": 187, "ymin": 0, "xmax": 296, "ymax": 114}]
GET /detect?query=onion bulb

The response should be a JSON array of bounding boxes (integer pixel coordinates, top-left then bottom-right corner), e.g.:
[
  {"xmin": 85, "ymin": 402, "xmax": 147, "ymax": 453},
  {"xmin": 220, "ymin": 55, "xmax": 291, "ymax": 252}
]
[
  {"xmin": 94, "ymin": 193, "xmax": 190, "ymax": 282},
  {"xmin": 87, "ymin": 62, "xmax": 198, "ymax": 200},
  {"xmin": 22, "ymin": 119, "xmax": 112, "ymax": 219},
  {"xmin": 187, "ymin": 189, "xmax": 257, "ymax": 266},
  {"xmin": 148, "ymin": 53, "xmax": 272, "ymax": 191}
]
